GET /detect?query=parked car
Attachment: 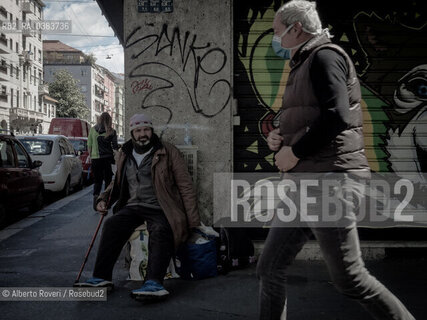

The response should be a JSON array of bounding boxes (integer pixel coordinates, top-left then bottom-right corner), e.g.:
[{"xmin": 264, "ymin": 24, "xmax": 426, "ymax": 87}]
[
  {"xmin": 48, "ymin": 118, "xmax": 90, "ymax": 137},
  {"xmin": 18, "ymin": 135, "xmax": 83, "ymax": 196},
  {"xmin": 68, "ymin": 137, "xmax": 93, "ymax": 182},
  {"xmin": 0, "ymin": 132, "xmax": 44, "ymax": 224}
]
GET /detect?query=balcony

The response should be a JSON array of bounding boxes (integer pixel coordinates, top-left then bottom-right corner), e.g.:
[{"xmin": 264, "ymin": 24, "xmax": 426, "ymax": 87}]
[
  {"xmin": 95, "ymin": 74, "xmax": 104, "ymax": 84},
  {"xmin": 10, "ymin": 107, "xmax": 44, "ymax": 122},
  {"xmin": 22, "ymin": 2, "xmax": 33, "ymax": 14},
  {"xmin": 22, "ymin": 28, "xmax": 35, "ymax": 38},
  {"xmin": 38, "ymin": 83, "xmax": 49, "ymax": 96},
  {"xmin": 19, "ymin": 51, "xmax": 33, "ymax": 66}
]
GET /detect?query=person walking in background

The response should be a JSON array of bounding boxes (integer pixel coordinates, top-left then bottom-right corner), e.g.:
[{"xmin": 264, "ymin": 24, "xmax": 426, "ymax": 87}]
[
  {"xmin": 257, "ymin": 1, "xmax": 415, "ymax": 319},
  {"xmin": 88, "ymin": 112, "xmax": 119, "ymax": 210}
]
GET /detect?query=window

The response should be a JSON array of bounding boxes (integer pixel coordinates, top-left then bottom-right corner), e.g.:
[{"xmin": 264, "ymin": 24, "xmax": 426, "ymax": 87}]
[
  {"xmin": 0, "ymin": 140, "xmax": 14, "ymax": 168},
  {"xmin": 19, "ymin": 138, "xmax": 53, "ymax": 155},
  {"xmin": 15, "ymin": 42, "xmax": 18, "ymax": 53},
  {"xmin": 16, "ymin": 66, "xmax": 19, "ymax": 79},
  {"xmin": 10, "ymin": 63, "xmax": 13, "ymax": 77},
  {"xmin": 9, "ymin": 38, "xmax": 12, "ymax": 50},
  {"xmin": 0, "ymin": 59, "xmax": 6, "ymax": 74},
  {"xmin": 65, "ymin": 140, "xmax": 76, "ymax": 155},
  {"xmin": 10, "ymin": 88, "xmax": 13, "ymax": 107},
  {"xmin": 59, "ymin": 139, "xmax": 68, "ymax": 155},
  {"xmin": 69, "ymin": 139, "xmax": 87, "ymax": 152},
  {"xmin": 13, "ymin": 142, "xmax": 30, "ymax": 168},
  {"xmin": 16, "ymin": 90, "xmax": 19, "ymax": 108}
]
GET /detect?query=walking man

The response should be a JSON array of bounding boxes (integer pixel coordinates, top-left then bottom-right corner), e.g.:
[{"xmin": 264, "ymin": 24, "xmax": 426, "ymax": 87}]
[
  {"xmin": 77, "ymin": 113, "xmax": 200, "ymax": 300},
  {"xmin": 258, "ymin": 1, "xmax": 415, "ymax": 319}
]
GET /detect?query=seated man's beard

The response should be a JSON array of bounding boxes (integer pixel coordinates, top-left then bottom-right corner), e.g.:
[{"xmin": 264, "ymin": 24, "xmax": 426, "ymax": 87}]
[
  {"xmin": 132, "ymin": 136, "xmax": 153, "ymax": 154},
  {"xmin": 135, "ymin": 138, "xmax": 149, "ymax": 146}
]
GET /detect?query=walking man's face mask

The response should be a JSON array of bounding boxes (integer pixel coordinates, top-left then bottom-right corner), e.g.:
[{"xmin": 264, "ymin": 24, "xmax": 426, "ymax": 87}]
[{"xmin": 271, "ymin": 24, "xmax": 294, "ymax": 59}]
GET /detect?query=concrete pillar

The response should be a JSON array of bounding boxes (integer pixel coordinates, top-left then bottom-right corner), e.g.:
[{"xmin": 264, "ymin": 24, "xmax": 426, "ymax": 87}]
[{"xmin": 124, "ymin": 0, "xmax": 233, "ymax": 222}]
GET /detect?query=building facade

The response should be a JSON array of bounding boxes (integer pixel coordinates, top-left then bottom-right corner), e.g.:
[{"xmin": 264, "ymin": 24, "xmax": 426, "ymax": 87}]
[
  {"xmin": 113, "ymin": 74, "xmax": 124, "ymax": 138},
  {"xmin": 43, "ymin": 40, "xmax": 94, "ymax": 123},
  {"xmin": 0, "ymin": 0, "xmax": 56, "ymax": 134},
  {"xmin": 43, "ymin": 40, "xmax": 125, "ymax": 131}
]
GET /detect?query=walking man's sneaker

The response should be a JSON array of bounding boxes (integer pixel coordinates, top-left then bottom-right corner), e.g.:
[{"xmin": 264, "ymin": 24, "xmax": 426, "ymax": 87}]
[
  {"xmin": 131, "ymin": 280, "xmax": 169, "ymax": 301},
  {"xmin": 74, "ymin": 277, "xmax": 114, "ymax": 291}
]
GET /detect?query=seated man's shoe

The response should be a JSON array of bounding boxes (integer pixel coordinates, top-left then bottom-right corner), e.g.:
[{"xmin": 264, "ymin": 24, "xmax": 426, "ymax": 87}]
[
  {"xmin": 130, "ymin": 280, "xmax": 169, "ymax": 301},
  {"xmin": 74, "ymin": 277, "xmax": 114, "ymax": 292}
]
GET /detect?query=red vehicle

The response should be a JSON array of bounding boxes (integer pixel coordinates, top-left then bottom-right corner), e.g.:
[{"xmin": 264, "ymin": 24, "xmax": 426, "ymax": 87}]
[
  {"xmin": 0, "ymin": 132, "xmax": 44, "ymax": 224},
  {"xmin": 48, "ymin": 118, "xmax": 90, "ymax": 137},
  {"xmin": 68, "ymin": 137, "xmax": 93, "ymax": 182}
]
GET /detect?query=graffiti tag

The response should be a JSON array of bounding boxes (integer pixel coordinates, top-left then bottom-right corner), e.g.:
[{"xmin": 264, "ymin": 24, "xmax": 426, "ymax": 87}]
[
  {"xmin": 125, "ymin": 23, "xmax": 231, "ymax": 119},
  {"xmin": 131, "ymin": 79, "xmax": 153, "ymax": 94}
]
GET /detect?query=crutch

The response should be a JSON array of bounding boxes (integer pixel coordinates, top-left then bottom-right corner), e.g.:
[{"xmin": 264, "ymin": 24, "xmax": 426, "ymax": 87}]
[{"xmin": 74, "ymin": 184, "xmax": 114, "ymax": 284}]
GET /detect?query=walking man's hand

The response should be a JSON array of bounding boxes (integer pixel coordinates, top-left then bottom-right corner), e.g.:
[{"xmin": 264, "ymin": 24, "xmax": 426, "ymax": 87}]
[
  {"xmin": 96, "ymin": 200, "xmax": 108, "ymax": 215},
  {"xmin": 274, "ymin": 146, "xmax": 300, "ymax": 172},
  {"xmin": 267, "ymin": 128, "xmax": 284, "ymax": 151}
]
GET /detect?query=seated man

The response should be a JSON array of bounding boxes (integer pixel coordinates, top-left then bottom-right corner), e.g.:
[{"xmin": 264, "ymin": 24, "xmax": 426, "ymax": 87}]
[{"xmin": 76, "ymin": 113, "xmax": 200, "ymax": 300}]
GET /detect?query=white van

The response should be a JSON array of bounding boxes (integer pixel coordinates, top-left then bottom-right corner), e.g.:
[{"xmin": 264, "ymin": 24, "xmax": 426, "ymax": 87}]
[{"xmin": 18, "ymin": 135, "xmax": 83, "ymax": 196}]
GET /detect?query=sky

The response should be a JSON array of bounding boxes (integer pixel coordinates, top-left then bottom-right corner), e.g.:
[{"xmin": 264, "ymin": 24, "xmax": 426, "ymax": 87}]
[{"xmin": 43, "ymin": 0, "xmax": 124, "ymax": 74}]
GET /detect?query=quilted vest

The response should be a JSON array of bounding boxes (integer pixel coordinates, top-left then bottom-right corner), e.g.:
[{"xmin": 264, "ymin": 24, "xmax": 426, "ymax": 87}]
[{"xmin": 279, "ymin": 34, "xmax": 370, "ymax": 174}]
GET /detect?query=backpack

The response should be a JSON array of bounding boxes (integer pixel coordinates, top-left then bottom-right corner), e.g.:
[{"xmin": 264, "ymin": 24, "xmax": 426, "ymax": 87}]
[{"xmin": 217, "ymin": 227, "xmax": 256, "ymax": 274}]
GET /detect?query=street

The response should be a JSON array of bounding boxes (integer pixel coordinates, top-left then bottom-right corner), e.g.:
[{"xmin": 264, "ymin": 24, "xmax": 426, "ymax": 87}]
[{"xmin": 0, "ymin": 188, "xmax": 426, "ymax": 320}]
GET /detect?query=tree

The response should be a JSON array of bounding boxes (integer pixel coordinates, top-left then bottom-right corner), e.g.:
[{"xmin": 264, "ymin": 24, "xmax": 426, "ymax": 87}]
[
  {"xmin": 84, "ymin": 53, "xmax": 96, "ymax": 65},
  {"xmin": 48, "ymin": 70, "xmax": 88, "ymax": 119}
]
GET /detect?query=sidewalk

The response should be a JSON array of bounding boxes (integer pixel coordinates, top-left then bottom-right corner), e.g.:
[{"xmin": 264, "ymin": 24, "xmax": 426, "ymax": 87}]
[{"xmin": 0, "ymin": 188, "xmax": 426, "ymax": 320}]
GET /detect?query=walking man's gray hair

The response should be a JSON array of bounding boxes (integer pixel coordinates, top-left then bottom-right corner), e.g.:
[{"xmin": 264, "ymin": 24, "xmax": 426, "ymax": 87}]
[{"xmin": 276, "ymin": 0, "xmax": 322, "ymax": 35}]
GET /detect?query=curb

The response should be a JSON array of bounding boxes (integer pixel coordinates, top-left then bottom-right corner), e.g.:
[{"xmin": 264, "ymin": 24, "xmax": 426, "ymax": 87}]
[
  {"xmin": 254, "ymin": 240, "xmax": 427, "ymax": 260},
  {"xmin": 0, "ymin": 187, "xmax": 92, "ymax": 243}
]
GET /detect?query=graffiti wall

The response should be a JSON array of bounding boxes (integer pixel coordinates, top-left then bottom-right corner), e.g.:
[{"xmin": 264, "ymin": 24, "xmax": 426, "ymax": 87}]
[{"xmin": 233, "ymin": 0, "xmax": 427, "ymax": 186}]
